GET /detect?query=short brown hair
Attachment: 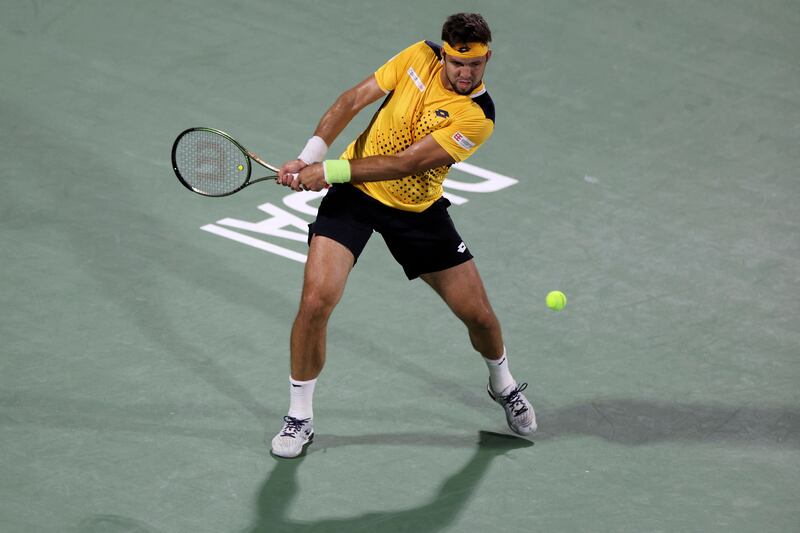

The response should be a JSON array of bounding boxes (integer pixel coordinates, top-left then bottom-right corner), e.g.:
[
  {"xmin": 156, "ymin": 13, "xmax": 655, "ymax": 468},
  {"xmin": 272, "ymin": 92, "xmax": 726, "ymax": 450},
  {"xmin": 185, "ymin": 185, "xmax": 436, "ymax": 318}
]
[{"xmin": 441, "ymin": 13, "xmax": 492, "ymax": 45}]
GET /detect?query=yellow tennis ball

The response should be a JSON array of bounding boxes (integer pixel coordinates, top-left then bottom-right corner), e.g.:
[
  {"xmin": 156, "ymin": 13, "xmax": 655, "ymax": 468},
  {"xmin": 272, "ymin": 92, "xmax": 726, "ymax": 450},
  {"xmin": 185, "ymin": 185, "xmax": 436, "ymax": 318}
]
[
  {"xmin": 546, "ymin": 290, "xmax": 567, "ymax": 311},
  {"xmin": 237, "ymin": 164, "xmax": 244, "ymax": 171}
]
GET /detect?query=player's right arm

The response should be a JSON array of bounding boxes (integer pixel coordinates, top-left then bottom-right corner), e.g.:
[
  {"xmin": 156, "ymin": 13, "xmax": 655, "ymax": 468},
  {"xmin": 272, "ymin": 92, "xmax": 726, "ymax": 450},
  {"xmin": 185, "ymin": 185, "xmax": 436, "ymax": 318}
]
[
  {"xmin": 278, "ymin": 76, "xmax": 385, "ymax": 185},
  {"xmin": 312, "ymin": 76, "xmax": 386, "ymax": 146}
]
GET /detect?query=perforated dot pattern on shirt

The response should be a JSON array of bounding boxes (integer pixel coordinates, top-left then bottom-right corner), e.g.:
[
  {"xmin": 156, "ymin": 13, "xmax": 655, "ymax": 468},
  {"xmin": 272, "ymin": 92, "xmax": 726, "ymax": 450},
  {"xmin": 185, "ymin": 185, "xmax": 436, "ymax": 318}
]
[{"xmin": 372, "ymin": 110, "xmax": 450, "ymax": 206}]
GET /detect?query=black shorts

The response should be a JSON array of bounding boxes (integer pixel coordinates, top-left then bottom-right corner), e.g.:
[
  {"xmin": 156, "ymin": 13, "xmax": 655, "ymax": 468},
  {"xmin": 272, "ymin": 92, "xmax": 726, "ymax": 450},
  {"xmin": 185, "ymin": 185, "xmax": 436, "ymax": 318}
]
[{"xmin": 308, "ymin": 184, "xmax": 474, "ymax": 279}]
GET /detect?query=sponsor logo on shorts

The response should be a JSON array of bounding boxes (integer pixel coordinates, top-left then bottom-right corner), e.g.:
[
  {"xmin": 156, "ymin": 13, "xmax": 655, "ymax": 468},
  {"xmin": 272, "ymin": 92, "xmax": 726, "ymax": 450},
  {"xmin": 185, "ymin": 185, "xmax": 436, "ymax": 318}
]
[
  {"xmin": 457, "ymin": 242, "xmax": 467, "ymax": 253},
  {"xmin": 452, "ymin": 131, "xmax": 475, "ymax": 150},
  {"xmin": 407, "ymin": 67, "xmax": 426, "ymax": 92}
]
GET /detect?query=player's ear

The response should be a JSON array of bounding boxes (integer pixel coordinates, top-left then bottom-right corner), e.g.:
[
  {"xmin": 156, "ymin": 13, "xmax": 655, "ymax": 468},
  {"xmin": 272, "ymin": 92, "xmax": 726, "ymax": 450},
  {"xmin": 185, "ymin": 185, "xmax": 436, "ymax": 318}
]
[{"xmin": 485, "ymin": 50, "xmax": 492, "ymax": 63}]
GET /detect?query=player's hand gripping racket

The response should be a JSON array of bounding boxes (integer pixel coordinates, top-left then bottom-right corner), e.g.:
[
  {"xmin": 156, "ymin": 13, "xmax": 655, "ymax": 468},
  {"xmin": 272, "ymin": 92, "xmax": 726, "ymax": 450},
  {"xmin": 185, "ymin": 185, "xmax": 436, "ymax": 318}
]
[{"xmin": 171, "ymin": 127, "xmax": 281, "ymax": 197}]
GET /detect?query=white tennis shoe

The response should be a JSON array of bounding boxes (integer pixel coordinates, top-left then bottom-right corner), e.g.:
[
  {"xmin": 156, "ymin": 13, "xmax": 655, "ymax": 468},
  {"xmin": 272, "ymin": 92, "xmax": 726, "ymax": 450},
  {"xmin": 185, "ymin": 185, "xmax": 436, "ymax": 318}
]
[
  {"xmin": 488, "ymin": 382, "xmax": 537, "ymax": 435},
  {"xmin": 270, "ymin": 416, "xmax": 314, "ymax": 458}
]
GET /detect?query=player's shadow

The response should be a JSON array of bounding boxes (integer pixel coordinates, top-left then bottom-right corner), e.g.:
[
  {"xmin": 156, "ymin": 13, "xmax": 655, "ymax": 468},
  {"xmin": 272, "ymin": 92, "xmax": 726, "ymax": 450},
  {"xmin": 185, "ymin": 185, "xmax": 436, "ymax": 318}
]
[
  {"xmin": 245, "ymin": 431, "xmax": 532, "ymax": 533},
  {"xmin": 76, "ymin": 514, "xmax": 163, "ymax": 533},
  {"xmin": 535, "ymin": 398, "xmax": 800, "ymax": 448}
]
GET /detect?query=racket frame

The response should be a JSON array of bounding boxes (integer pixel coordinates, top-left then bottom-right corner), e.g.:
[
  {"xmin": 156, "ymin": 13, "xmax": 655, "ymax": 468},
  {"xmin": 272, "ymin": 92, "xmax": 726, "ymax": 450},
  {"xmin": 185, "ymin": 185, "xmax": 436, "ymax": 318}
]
[{"xmin": 171, "ymin": 127, "xmax": 278, "ymax": 197}]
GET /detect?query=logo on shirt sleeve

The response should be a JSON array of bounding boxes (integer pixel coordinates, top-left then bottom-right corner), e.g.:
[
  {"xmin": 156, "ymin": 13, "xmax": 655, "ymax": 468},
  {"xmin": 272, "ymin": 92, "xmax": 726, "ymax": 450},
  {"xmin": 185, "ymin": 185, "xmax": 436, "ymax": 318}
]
[
  {"xmin": 451, "ymin": 131, "xmax": 476, "ymax": 150},
  {"xmin": 407, "ymin": 67, "xmax": 426, "ymax": 92}
]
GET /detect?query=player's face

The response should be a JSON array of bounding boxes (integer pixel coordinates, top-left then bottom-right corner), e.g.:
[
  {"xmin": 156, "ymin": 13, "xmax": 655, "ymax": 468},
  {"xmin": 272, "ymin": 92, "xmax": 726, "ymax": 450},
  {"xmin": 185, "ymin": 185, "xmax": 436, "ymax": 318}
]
[{"xmin": 443, "ymin": 52, "xmax": 491, "ymax": 95}]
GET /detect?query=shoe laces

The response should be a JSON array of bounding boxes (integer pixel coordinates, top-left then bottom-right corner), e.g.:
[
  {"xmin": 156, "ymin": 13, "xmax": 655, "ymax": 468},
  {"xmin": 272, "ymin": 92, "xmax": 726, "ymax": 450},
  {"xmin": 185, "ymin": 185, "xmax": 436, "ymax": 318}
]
[
  {"xmin": 280, "ymin": 416, "xmax": 310, "ymax": 438},
  {"xmin": 499, "ymin": 383, "xmax": 529, "ymax": 417}
]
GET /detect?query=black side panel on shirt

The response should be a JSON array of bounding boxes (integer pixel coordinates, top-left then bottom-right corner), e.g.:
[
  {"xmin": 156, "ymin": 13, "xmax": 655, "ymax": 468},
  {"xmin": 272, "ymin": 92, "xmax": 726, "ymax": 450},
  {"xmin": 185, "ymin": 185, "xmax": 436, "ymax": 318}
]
[
  {"xmin": 472, "ymin": 92, "xmax": 496, "ymax": 123},
  {"xmin": 424, "ymin": 40, "xmax": 442, "ymax": 60}
]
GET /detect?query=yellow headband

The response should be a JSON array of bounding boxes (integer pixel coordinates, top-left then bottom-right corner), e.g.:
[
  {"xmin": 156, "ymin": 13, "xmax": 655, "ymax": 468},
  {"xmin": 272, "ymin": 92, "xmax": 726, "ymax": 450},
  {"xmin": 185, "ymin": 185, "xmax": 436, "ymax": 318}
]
[{"xmin": 443, "ymin": 41, "xmax": 490, "ymax": 58}]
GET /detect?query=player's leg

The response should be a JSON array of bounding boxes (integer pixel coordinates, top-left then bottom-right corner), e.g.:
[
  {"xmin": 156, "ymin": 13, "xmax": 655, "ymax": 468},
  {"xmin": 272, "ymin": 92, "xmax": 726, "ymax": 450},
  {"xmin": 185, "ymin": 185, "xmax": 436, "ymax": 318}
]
[
  {"xmin": 379, "ymin": 197, "xmax": 536, "ymax": 435},
  {"xmin": 291, "ymin": 235, "xmax": 355, "ymax": 381},
  {"xmin": 420, "ymin": 259, "xmax": 503, "ymax": 359},
  {"xmin": 420, "ymin": 260, "xmax": 537, "ymax": 435},
  {"xmin": 271, "ymin": 185, "xmax": 374, "ymax": 458},
  {"xmin": 271, "ymin": 235, "xmax": 354, "ymax": 458}
]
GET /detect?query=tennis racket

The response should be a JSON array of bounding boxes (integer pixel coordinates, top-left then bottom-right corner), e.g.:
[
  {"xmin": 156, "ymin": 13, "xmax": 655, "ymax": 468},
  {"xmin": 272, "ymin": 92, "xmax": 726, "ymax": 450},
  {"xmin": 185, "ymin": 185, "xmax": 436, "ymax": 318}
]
[{"xmin": 171, "ymin": 127, "xmax": 282, "ymax": 197}]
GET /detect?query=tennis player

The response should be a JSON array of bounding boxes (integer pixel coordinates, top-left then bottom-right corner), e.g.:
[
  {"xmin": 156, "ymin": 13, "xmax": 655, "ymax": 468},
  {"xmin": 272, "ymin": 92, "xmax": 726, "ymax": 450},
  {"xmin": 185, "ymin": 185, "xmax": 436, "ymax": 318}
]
[{"xmin": 271, "ymin": 13, "xmax": 535, "ymax": 458}]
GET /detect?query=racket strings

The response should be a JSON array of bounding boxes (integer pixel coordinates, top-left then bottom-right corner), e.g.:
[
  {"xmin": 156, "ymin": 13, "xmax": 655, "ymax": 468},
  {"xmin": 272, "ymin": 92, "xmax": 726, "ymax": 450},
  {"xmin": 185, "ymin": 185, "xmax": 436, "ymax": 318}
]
[{"xmin": 174, "ymin": 130, "xmax": 250, "ymax": 196}]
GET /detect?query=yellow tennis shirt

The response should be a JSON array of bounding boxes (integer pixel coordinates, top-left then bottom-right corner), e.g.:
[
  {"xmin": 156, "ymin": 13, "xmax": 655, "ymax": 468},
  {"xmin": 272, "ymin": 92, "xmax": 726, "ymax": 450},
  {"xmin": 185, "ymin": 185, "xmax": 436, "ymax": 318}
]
[{"xmin": 343, "ymin": 40, "xmax": 495, "ymax": 212}]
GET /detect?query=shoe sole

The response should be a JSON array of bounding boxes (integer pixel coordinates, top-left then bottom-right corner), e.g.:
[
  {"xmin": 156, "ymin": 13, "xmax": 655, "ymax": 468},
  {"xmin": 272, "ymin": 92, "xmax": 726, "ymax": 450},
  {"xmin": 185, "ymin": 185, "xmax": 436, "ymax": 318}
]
[{"xmin": 270, "ymin": 432, "xmax": 314, "ymax": 459}]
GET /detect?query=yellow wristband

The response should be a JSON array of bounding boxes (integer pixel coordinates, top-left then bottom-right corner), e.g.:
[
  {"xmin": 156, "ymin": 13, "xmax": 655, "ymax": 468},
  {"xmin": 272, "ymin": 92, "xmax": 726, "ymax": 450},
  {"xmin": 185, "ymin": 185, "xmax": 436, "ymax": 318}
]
[{"xmin": 323, "ymin": 159, "xmax": 351, "ymax": 184}]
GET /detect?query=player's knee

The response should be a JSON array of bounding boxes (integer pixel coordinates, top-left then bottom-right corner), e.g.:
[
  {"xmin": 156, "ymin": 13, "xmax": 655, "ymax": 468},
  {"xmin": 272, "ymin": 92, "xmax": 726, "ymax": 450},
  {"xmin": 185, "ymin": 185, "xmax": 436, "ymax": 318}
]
[
  {"xmin": 463, "ymin": 307, "xmax": 499, "ymax": 333},
  {"xmin": 298, "ymin": 288, "xmax": 339, "ymax": 322}
]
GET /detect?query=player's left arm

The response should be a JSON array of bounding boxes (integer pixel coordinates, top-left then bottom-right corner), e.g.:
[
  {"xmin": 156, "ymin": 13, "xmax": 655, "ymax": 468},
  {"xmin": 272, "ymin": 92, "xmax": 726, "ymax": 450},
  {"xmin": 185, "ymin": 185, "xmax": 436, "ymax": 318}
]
[
  {"xmin": 350, "ymin": 135, "xmax": 456, "ymax": 182},
  {"xmin": 293, "ymin": 135, "xmax": 455, "ymax": 191}
]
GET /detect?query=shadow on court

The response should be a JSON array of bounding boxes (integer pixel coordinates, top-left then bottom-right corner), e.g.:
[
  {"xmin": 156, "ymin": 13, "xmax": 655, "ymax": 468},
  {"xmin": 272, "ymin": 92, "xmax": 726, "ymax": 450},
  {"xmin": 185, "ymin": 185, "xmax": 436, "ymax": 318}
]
[
  {"xmin": 77, "ymin": 514, "xmax": 163, "ymax": 533},
  {"xmin": 246, "ymin": 431, "xmax": 531, "ymax": 533},
  {"xmin": 3, "ymin": 393, "xmax": 797, "ymax": 450},
  {"xmin": 57, "ymin": 400, "xmax": 798, "ymax": 531},
  {"xmin": 535, "ymin": 398, "xmax": 800, "ymax": 447}
]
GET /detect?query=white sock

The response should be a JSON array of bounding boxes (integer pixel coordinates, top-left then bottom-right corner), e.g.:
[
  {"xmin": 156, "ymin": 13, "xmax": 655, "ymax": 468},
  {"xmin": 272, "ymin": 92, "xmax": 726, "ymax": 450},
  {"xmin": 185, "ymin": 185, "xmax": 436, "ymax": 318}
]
[
  {"xmin": 484, "ymin": 348, "xmax": 515, "ymax": 393},
  {"xmin": 287, "ymin": 376, "xmax": 316, "ymax": 420}
]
